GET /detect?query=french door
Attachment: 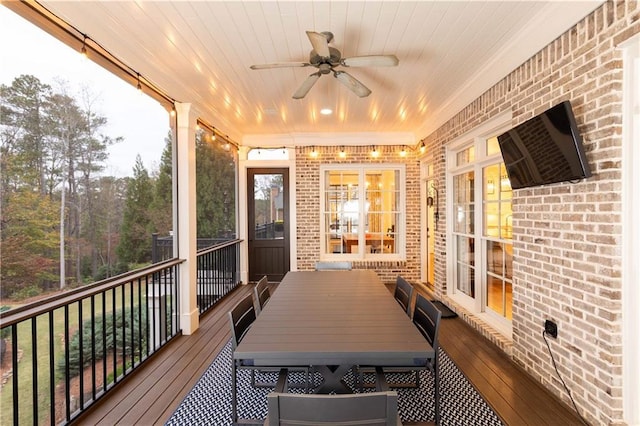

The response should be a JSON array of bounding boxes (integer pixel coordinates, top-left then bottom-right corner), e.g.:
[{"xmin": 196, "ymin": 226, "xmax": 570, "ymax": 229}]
[
  {"xmin": 247, "ymin": 168, "xmax": 290, "ymax": 282},
  {"xmin": 449, "ymin": 137, "xmax": 513, "ymax": 334}
]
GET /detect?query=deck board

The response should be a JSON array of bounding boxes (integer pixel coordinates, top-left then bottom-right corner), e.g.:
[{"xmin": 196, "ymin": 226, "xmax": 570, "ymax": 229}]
[{"xmin": 72, "ymin": 283, "xmax": 583, "ymax": 426}]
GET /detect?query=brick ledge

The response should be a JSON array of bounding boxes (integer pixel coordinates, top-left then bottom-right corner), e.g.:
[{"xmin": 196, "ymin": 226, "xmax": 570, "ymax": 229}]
[{"xmin": 440, "ymin": 296, "xmax": 513, "ymax": 357}]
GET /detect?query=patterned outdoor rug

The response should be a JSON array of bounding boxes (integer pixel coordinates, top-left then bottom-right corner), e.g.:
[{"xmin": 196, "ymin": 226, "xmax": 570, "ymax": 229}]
[{"xmin": 166, "ymin": 341, "xmax": 503, "ymax": 426}]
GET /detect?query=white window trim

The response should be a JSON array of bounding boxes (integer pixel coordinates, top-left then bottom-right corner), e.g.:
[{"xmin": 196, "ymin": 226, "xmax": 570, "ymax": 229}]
[
  {"xmin": 619, "ymin": 33, "xmax": 640, "ymax": 426},
  {"xmin": 319, "ymin": 163, "xmax": 406, "ymax": 261}
]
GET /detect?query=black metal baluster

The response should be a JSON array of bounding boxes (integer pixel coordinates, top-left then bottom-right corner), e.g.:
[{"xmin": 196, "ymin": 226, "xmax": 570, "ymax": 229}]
[
  {"xmin": 64, "ymin": 305, "xmax": 70, "ymax": 422},
  {"xmin": 78, "ymin": 301, "xmax": 84, "ymax": 409},
  {"xmin": 49, "ymin": 311, "xmax": 55, "ymax": 423},
  {"xmin": 102, "ymin": 292, "xmax": 107, "ymax": 393},
  {"xmin": 112, "ymin": 287, "xmax": 117, "ymax": 384},
  {"xmin": 121, "ymin": 283, "xmax": 126, "ymax": 377},
  {"xmin": 151, "ymin": 271, "xmax": 156, "ymax": 350},
  {"xmin": 91, "ymin": 295, "xmax": 96, "ymax": 400},
  {"xmin": 12, "ymin": 324, "xmax": 18, "ymax": 426},
  {"xmin": 129, "ymin": 280, "xmax": 134, "ymax": 368},
  {"xmin": 31, "ymin": 317, "xmax": 38, "ymax": 425}
]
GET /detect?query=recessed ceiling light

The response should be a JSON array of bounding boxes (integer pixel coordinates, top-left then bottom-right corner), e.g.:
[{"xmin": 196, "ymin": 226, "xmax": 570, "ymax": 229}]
[{"xmin": 320, "ymin": 108, "xmax": 333, "ymax": 115}]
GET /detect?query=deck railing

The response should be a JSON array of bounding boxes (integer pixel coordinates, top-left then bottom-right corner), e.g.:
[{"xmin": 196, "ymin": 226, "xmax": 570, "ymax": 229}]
[
  {"xmin": 196, "ymin": 239, "xmax": 242, "ymax": 314},
  {"xmin": 0, "ymin": 259, "xmax": 183, "ymax": 426}
]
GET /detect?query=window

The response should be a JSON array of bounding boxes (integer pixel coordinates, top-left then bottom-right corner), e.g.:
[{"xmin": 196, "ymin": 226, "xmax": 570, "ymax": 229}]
[
  {"xmin": 320, "ymin": 165, "xmax": 405, "ymax": 260},
  {"xmin": 448, "ymin": 125, "xmax": 513, "ymax": 335}
]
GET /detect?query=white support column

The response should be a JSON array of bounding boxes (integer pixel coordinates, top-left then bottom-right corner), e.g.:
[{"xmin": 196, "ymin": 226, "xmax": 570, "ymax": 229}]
[{"xmin": 175, "ymin": 102, "xmax": 199, "ymax": 335}]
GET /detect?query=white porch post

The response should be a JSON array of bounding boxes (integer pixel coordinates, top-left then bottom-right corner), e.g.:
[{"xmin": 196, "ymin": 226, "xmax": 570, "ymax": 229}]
[{"xmin": 175, "ymin": 102, "xmax": 199, "ymax": 335}]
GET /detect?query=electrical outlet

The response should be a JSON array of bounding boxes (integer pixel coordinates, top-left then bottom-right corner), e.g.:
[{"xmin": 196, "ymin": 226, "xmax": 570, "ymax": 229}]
[{"xmin": 544, "ymin": 319, "xmax": 558, "ymax": 338}]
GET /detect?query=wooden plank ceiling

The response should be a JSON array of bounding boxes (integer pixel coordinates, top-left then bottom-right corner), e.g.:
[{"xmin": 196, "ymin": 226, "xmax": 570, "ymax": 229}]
[{"xmin": 36, "ymin": 1, "xmax": 602, "ymax": 146}]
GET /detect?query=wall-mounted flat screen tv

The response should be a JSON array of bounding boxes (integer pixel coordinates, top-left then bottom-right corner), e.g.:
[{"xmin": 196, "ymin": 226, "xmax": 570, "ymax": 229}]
[{"xmin": 497, "ymin": 100, "xmax": 591, "ymax": 190}]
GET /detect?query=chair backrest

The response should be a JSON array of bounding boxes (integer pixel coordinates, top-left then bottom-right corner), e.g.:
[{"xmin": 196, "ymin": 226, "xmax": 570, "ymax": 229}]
[
  {"xmin": 412, "ymin": 293, "xmax": 442, "ymax": 362},
  {"xmin": 266, "ymin": 391, "xmax": 401, "ymax": 426},
  {"xmin": 228, "ymin": 294, "xmax": 256, "ymax": 350},
  {"xmin": 315, "ymin": 261, "xmax": 352, "ymax": 271},
  {"xmin": 394, "ymin": 276, "xmax": 414, "ymax": 316},
  {"xmin": 254, "ymin": 275, "xmax": 270, "ymax": 314}
]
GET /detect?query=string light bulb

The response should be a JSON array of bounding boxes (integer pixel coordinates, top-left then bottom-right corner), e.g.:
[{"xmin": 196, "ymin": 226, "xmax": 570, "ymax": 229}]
[
  {"xmin": 211, "ymin": 130, "xmax": 216, "ymax": 141},
  {"xmin": 310, "ymin": 147, "xmax": 318, "ymax": 158},
  {"xmin": 399, "ymin": 146, "xmax": 407, "ymax": 157},
  {"xmin": 136, "ymin": 73, "xmax": 142, "ymax": 94},
  {"xmin": 371, "ymin": 146, "xmax": 380, "ymax": 158},
  {"xmin": 170, "ymin": 105, "xmax": 176, "ymax": 117},
  {"xmin": 338, "ymin": 146, "xmax": 346, "ymax": 158},
  {"xmin": 80, "ymin": 36, "xmax": 88, "ymax": 59},
  {"xmin": 420, "ymin": 140, "xmax": 426, "ymax": 154}
]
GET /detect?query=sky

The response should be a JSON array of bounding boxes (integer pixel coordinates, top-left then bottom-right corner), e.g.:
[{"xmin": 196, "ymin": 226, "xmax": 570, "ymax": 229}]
[{"xmin": 0, "ymin": 7, "xmax": 170, "ymax": 178}]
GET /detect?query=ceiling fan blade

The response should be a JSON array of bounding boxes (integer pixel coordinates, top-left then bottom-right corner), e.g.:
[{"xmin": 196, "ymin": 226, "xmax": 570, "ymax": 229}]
[
  {"xmin": 250, "ymin": 62, "xmax": 309, "ymax": 70},
  {"xmin": 341, "ymin": 55, "xmax": 399, "ymax": 67},
  {"xmin": 334, "ymin": 71, "xmax": 371, "ymax": 98},
  {"xmin": 292, "ymin": 72, "xmax": 321, "ymax": 99},
  {"xmin": 306, "ymin": 31, "xmax": 331, "ymax": 58}
]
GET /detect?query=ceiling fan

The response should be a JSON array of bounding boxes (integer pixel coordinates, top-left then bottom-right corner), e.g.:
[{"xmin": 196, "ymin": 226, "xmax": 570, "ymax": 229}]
[{"xmin": 250, "ymin": 31, "xmax": 399, "ymax": 99}]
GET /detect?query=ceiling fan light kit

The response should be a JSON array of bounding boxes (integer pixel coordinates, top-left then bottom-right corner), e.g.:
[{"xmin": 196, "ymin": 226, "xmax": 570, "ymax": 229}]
[{"xmin": 250, "ymin": 30, "xmax": 398, "ymax": 99}]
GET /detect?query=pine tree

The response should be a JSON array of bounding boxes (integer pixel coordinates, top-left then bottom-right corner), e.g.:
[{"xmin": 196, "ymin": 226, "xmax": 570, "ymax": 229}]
[
  {"xmin": 116, "ymin": 155, "xmax": 155, "ymax": 265},
  {"xmin": 195, "ymin": 131, "xmax": 236, "ymax": 242}
]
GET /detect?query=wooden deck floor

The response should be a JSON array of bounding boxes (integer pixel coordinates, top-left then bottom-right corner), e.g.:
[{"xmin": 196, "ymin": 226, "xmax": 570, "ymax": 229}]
[{"xmin": 74, "ymin": 283, "xmax": 583, "ymax": 425}]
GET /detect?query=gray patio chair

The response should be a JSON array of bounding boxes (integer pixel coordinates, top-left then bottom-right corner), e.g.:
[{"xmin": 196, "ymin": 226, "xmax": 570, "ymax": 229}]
[
  {"xmin": 229, "ymin": 294, "xmax": 310, "ymax": 423},
  {"xmin": 265, "ymin": 367, "xmax": 402, "ymax": 426},
  {"xmin": 359, "ymin": 276, "xmax": 416, "ymax": 388},
  {"xmin": 253, "ymin": 275, "xmax": 270, "ymax": 314},
  {"xmin": 412, "ymin": 293, "xmax": 442, "ymax": 425},
  {"xmin": 315, "ymin": 261, "xmax": 352, "ymax": 270},
  {"xmin": 394, "ymin": 275, "xmax": 414, "ymax": 316}
]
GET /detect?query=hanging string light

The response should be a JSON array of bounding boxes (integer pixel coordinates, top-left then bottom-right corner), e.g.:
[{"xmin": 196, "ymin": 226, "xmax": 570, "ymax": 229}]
[
  {"xmin": 310, "ymin": 146, "xmax": 318, "ymax": 158},
  {"xmin": 338, "ymin": 146, "xmax": 347, "ymax": 158},
  {"xmin": 399, "ymin": 146, "xmax": 407, "ymax": 157},
  {"xmin": 80, "ymin": 35, "xmax": 88, "ymax": 59},
  {"xmin": 370, "ymin": 146, "xmax": 380, "ymax": 158},
  {"xmin": 420, "ymin": 140, "xmax": 426, "ymax": 154},
  {"xmin": 136, "ymin": 73, "xmax": 142, "ymax": 94}
]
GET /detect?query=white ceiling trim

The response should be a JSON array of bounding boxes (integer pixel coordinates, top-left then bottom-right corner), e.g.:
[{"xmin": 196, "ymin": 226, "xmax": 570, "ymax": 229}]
[{"xmin": 243, "ymin": 132, "xmax": 416, "ymax": 148}]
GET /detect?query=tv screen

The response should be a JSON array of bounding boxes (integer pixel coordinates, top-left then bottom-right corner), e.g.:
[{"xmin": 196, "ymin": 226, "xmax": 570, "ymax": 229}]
[{"xmin": 497, "ymin": 101, "xmax": 591, "ymax": 190}]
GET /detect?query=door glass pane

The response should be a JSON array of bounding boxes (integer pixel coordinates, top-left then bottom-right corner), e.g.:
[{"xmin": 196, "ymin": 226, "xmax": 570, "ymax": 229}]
[
  {"xmin": 253, "ymin": 174, "xmax": 284, "ymax": 240},
  {"xmin": 365, "ymin": 170, "xmax": 399, "ymax": 254},
  {"xmin": 486, "ymin": 136, "xmax": 500, "ymax": 156},
  {"xmin": 324, "ymin": 171, "xmax": 358, "ymax": 254},
  {"xmin": 453, "ymin": 171, "xmax": 474, "ymax": 234},
  {"xmin": 427, "ymin": 179, "xmax": 436, "ymax": 285},
  {"xmin": 456, "ymin": 235, "xmax": 475, "ymax": 297}
]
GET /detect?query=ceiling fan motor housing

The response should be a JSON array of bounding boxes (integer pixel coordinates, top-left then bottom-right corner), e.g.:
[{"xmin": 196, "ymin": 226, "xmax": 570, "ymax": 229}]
[{"xmin": 309, "ymin": 46, "xmax": 342, "ymax": 67}]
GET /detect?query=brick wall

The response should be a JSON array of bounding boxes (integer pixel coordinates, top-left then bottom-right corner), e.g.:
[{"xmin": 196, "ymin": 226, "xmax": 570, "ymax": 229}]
[
  {"xmin": 423, "ymin": 2, "xmax": 638, "ymax": 424},
  {"xmin": 295, "ymin": 145, "xmax": 422, "ymax": 285}
]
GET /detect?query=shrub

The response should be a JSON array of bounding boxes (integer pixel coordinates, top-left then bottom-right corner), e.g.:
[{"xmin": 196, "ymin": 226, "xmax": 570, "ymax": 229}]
[{"xmin": 56, "ymin": 306, "xmax": 148, "ymax": 378}]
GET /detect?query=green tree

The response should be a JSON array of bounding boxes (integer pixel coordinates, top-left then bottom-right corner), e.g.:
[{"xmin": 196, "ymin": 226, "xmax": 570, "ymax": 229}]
[
  {"xmin": 195, "ymin": 131, "xmax": 236, "ymax": 241},
  {"xmin": 0, "ymin": 75, "xmax": 53, "ymax": 195},
  {"xmin": 117, "ymin": 156, "xmax": 155, "ymax": 265},
  {"xmin": 0, "ymin": 190, "xmax": 58, "ymax": 298},
  {"xmin": 149, "ymin": 132, "xmax": 173, "ymax": 236}
]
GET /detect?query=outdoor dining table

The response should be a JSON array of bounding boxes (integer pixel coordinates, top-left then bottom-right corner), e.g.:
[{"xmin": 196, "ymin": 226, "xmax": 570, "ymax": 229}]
[{"xmin": 232, "ymin": 270, "xmax": 436, "ymax": 424}]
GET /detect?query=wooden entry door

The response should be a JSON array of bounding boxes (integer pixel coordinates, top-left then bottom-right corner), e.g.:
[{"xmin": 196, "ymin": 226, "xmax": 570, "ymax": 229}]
[{"xmin": 247, "ymin": 168, "xmax": 290, "ymax": 282}]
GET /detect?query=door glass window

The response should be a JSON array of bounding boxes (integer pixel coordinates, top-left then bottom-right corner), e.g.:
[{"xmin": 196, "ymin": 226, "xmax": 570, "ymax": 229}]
[
  {"xmin": 483, "ymin": 162, "xmax": 513, "ymax": 319},
  {"xmin": 453, "ymin": 171, "xmax": 475, "ymax": 297},
  {"xmin": 253, "ymin": 174, "xmax": 284, "ymax": 240}
]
